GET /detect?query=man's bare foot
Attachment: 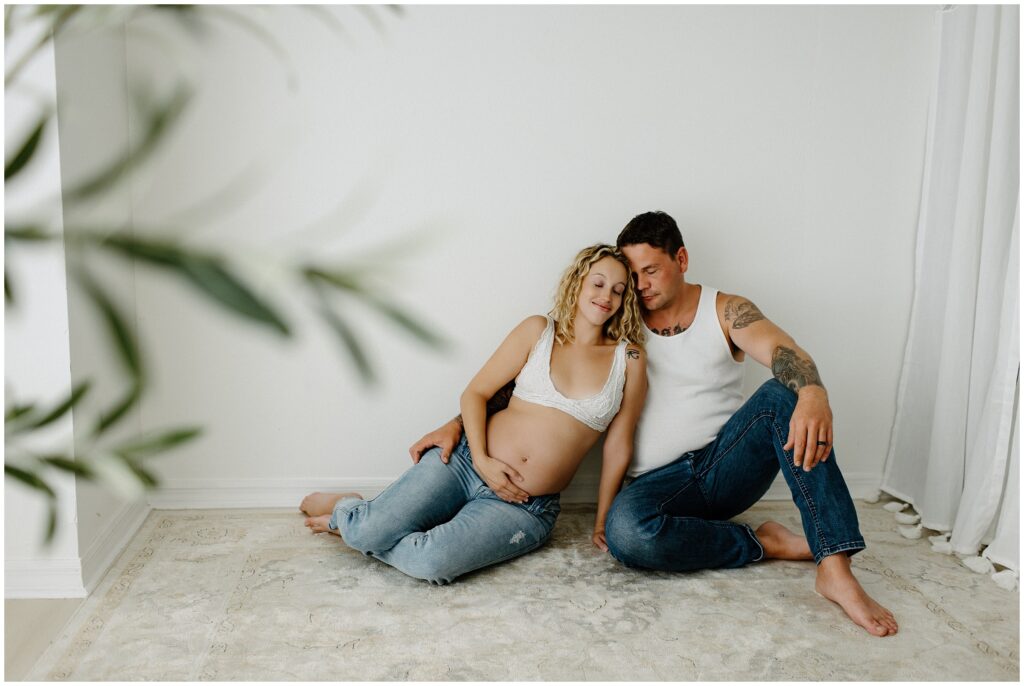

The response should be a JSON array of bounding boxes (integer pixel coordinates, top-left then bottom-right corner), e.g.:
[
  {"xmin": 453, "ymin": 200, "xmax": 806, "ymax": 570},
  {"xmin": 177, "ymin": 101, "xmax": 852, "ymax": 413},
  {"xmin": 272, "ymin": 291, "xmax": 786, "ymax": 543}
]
[
  {"xmin": 304, "ymin": 514, "xmax": 339, "ymax": 535},
  {"xmin": 299, "ymin": 492, "xmax": 362, "ymax": 516},
  {"xmin": 755, "ymin": 521, "xmax": 813, "ymax": 561},
  {"xmin": 815, "ymin": 554, "xmax": 898, "ymax": 637}
]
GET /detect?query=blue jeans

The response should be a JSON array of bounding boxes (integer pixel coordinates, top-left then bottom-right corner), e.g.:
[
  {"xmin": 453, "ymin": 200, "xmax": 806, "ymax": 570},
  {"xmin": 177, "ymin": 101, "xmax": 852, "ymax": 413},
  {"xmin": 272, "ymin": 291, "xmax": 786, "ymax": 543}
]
[
  {"xmin": 329, "ymin": 436, "xmax": 560, "ymax": 585},
  {"xmin": 605, "ymin": 379, "xmax": 865, "ymax": 570}
]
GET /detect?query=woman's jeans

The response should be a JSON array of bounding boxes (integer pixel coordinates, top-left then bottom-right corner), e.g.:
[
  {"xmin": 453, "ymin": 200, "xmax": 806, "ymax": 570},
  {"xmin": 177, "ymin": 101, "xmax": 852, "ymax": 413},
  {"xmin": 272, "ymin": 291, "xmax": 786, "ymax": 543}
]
[
  {"xmin": 329, "ymin": 436, "xmax": 560, "ymax": 585},
  {"xmin": 605, "ymin": 379, "xmax": 865, "ymax": 571}
]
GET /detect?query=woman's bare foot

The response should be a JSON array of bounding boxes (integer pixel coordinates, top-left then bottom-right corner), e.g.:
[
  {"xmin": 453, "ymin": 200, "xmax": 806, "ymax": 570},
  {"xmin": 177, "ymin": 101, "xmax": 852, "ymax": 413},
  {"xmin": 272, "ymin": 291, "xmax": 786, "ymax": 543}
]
[
  {"xmin": 299, "ymin": 492, "xmax": 362, "ymax": 516},
  {"xmin": 815, "ymin": 554, "xmax": 898, "ymax": 637},
  {"xmin": 755, "ymin": 521, "xmax": 813, "ymax": 561},
  {"xmin": 304, "ymin": 514, "xmax": 339, "ymax": 535}
]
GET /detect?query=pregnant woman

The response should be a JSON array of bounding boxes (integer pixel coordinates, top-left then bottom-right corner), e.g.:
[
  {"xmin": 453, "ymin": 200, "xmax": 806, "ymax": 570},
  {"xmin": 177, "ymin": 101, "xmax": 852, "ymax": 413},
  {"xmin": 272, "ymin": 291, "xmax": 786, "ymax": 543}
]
[{"xmin": 301, "ymin": 244, "xmax": 647, "ymax": 584}]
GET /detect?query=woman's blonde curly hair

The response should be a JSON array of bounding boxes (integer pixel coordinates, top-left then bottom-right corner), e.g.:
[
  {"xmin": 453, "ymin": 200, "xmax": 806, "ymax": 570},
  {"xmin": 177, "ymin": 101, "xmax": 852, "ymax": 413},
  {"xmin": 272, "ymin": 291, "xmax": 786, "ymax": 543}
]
[{"xmin": 549, "ymin": 244, "xmax": 645, "ymax": 347}]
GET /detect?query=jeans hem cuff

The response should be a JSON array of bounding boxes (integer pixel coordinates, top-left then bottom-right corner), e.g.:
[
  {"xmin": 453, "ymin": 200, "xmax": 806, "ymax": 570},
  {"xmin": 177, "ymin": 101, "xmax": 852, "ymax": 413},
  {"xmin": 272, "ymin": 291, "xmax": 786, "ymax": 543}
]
[
  {"xmin": 745, "ymin": 524, "xmax": 766, "ymax": 563},
  {"xmin": 329, "ymin": 497, "xmax": 363, "ymax": 531},
  {"xmin": 814, "ymin": 540, "xmax": 865, "ymax": 564}
]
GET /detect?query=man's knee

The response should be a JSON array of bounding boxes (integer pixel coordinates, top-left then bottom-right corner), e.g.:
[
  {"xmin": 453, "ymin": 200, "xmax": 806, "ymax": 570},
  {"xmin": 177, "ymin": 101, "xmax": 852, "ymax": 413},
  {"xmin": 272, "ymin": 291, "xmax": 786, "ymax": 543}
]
[
  {"xmin": 751, "ymin": 379, "xmax": 798, "ymax": 417},
  {"xmin": 605, "ymin": 497, "xmax": 660, "ymax": 569}
]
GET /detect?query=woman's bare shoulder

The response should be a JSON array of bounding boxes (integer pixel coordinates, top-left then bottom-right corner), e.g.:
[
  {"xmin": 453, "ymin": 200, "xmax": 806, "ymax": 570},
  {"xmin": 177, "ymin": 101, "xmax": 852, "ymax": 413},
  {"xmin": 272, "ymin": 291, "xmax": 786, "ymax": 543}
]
[{"xmin": 515, "ymin": 314, "xmax": 549, "ymax": 335}]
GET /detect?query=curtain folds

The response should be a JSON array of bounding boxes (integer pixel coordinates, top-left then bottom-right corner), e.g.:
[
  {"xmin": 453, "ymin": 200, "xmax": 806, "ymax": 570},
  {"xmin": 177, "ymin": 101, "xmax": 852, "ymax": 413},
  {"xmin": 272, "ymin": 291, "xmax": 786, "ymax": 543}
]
[{"xmin": 881, "ymin": 5, "xmax": 1019, "ymax": 571}]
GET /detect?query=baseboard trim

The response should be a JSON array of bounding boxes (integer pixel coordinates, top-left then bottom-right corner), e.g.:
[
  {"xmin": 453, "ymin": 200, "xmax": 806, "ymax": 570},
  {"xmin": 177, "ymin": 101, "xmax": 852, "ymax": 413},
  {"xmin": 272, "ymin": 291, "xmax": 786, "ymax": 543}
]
[
  {"xmin": 5, "ymin": 558, "xmax": 87, "ymax": 599},
  {"xmin": 147, "ymin": 472, "xmax": 881, "ymax": 510},
  {"xmin": 147, "ymin": 478, "xmax": 395, "ymax": 509},
  {"xmin": 80, "ymin": 499, "xmax": 152, "ymax": 593}
]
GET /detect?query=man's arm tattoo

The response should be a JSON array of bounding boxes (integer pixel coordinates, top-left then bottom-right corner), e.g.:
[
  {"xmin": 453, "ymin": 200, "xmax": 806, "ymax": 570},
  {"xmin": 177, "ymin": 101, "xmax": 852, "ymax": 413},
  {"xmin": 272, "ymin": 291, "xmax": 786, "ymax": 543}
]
[
  {"xmin": 724, "ymin": 297, "xmax": 767, "ymax": 329},
  {"xmin": 771, "ymin": 346, "xmax": 824, "ymax": 393}
]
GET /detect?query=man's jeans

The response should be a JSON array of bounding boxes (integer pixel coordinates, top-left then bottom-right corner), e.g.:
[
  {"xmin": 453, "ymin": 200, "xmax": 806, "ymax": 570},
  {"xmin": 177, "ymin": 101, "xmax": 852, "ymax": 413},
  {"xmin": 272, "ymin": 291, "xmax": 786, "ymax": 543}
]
[
  {"xmin": 329, "ymin": 436, "xmax": 560, "ymax": 585},
  {"xmin": 605, "ymin": 379, "xmax": 865, "ymax": 571}
]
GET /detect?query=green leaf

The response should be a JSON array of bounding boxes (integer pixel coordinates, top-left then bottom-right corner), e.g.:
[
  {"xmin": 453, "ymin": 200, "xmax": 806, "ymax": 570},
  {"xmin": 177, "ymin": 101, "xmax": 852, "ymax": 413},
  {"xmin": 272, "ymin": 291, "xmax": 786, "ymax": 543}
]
[
  {"xmin": 114, "ymin": 454, "xmax": 159, "ymax": 489},
  {"xmin": 5, "ymin": 5, "xmax": 81, "ymax": 87},
  {"xmin": 5, "ymin": 402, "xmax": 35, "ymax": 423},
  {"xmin": 5, "ymin": 225, "xmax": 53, "ymax": 242},
  {"xmin": 4, "ymin": 463, "xmax": 56, "ymax": 498},
  {"xmin": 178, "ymin": 255, "xmax": 290, "ymax": 335},
  {"xmin": 38, "ymin": 455, "xmax": 94, "ymax": 478},
  {"xmin": 65, "ymin": 87, "xmax": 189, "ymax": 202},
  {"xmin": 316, "ymin": 300, "xmax": 375, "ymax": 384},
  {"xmin": 99, "ymin": 234, "xmax": 290, "ymax": 335},
  {"xmin": 101, "ymin": 234, "xmax": 185, "ymax": 267},
  {"xmin": 44, "ymin": 500, "xmax": 58, "ymax": 543},
  {"xmin": 304, "ymin": 267, "xmax": 446, "ymax": 350},
  {"xmin": 75, "ymin": 270, "xmax": 142, "ymax": 378},
  {"xmin": 115, "ymin": 426, "xmax": 202, "ymax": 458},
  {"xmin": 25, "ymin": 381, "xmax": 91, "ymax": 430},
  {"xmin": 7, "ymin": 463, "xmax": 60, "ymax": 543},
  {"xmin": 94, "ymin": 383, "xmax": 142, "ymax": 436},
  {"xmin": 4, "ymin": 270, "xmax": 13, "ymax": 305},
  {"xmin": 359, "ymin": 296, "xmax": 446, "ymax": 349},
  {"xmin": 5, "ymin": 117, "xmax": 46, "ymax": 181}
]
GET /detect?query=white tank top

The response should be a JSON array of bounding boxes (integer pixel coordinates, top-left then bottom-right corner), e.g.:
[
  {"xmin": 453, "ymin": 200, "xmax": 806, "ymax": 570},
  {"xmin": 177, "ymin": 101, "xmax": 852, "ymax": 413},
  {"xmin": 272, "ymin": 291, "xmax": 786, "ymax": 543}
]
[
  {"xmin": 629, "ymin": 285, "xmax": 745, "ymax": 477},
  {"xmin": 512, "ymin": 317, "xmax": 628, "ymax": 432}
]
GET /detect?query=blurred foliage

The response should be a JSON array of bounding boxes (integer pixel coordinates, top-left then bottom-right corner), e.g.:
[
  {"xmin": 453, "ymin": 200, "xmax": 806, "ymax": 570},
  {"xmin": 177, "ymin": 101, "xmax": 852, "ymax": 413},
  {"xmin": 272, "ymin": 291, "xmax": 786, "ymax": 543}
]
[{"xmin": 5, "ymin": 4, "xmax": 442, "ymax": 543}]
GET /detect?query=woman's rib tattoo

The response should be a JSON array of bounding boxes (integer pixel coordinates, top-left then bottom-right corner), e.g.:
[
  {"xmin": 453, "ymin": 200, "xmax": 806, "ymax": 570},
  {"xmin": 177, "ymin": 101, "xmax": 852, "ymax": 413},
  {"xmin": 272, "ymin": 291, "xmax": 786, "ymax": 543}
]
[
  {"xmin": 771, "ymin": 346, "xmax": 824, "ymax": 393},
  {"xmin": 724, "ymin": 297, "xmax": 766, "ymax": 329}
]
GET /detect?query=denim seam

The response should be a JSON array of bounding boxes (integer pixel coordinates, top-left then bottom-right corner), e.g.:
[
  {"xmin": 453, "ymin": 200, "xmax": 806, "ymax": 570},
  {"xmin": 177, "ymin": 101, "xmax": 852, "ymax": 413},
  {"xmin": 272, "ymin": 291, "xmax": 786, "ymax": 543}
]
[
  {"xmin": 694, "ymin": 410, "xmax": 775, "ymax": 481},
  {"xmin": 773, "ymin": 418, "xmax": 829, "ymax": 554},
  {"xmin": 655, "ymin": 457, "xmax": 703, "ymax": 515},
  {"xmin": 815, "ymin": 540, "xmax": 866, "ymax": 564}
]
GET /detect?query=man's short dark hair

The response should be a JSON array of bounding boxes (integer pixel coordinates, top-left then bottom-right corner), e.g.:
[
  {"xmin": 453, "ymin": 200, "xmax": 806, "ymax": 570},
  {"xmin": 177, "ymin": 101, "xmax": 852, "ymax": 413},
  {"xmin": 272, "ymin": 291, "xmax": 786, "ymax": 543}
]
[{"xmin": 616, "ymin": 211, "xmax": 685, "ymax": 256}]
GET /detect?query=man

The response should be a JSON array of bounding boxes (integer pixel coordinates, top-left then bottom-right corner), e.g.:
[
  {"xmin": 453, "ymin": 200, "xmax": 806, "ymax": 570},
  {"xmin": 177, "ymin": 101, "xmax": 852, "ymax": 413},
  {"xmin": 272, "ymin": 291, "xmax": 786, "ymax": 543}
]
[{"xmin": 408, "ymin": 211, "xmax": 897, "ymax": 637}]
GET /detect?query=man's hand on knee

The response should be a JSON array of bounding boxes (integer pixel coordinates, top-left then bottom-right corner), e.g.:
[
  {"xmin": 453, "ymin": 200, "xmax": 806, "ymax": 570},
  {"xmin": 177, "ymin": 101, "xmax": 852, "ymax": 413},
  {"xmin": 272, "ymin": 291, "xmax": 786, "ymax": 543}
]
[
  {"xmin": 408, "ymin": 417, "xmax": 463, "ymax": 464},
  {"xmin": 784, "ymin": 387, "xmax": 833, "ymax": 471}
]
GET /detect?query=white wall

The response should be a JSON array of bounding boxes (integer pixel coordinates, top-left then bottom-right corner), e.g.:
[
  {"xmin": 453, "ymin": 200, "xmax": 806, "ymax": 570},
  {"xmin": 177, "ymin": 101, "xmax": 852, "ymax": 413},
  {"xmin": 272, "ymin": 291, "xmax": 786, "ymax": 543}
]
[
  {"xmin": 5, "ymin": 17, "xmax": 85, "ymax": 597},
  {"xmin": 52, "ymin": 16, "xmax": 152, "ymax": 591},
  {"xmin": 59, "ymin": 6, "xmax": 938, "ymax": 502}
]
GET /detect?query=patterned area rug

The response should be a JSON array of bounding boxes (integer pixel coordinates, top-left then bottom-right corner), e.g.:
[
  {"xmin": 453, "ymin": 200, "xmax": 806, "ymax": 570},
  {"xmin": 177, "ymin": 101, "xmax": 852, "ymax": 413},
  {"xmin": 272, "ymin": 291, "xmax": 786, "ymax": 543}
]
[{"xmin": 28, "ymin": 500, "xmax": 1018, "ymax": 681}]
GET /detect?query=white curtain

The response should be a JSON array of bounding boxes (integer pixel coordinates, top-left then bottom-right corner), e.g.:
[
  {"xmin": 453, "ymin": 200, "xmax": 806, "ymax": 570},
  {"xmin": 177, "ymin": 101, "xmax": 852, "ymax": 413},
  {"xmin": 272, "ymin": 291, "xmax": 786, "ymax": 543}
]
[{"xmin": 882, "ymin": 5, "xmax": 1019, "ymax": 570}]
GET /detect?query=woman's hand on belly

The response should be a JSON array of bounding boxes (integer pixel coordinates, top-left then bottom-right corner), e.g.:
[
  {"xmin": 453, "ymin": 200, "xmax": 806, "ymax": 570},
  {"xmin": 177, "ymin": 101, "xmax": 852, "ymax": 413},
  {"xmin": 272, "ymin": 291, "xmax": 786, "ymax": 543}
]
[
  {"xmin": 486, "ymin": 401, "xmax": 601, "ymax": 496},
  {"xmin": 472, "ymin": 453, "xmax": 530, "ymax": 504}
]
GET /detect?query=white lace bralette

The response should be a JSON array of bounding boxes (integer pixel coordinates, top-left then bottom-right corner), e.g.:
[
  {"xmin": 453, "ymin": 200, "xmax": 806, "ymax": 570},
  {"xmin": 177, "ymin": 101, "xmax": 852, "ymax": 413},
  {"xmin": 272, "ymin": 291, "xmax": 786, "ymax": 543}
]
[{"xmin": 511, "ymin": 316, "xmax": 628, "ymax": 432}]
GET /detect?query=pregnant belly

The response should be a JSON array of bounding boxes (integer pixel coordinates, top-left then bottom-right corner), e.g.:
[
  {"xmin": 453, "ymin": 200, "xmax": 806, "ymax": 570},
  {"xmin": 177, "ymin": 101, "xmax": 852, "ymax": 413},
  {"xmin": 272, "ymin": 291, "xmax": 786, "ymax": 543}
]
[{"xmin": 484, "ymin": 400, "xmax": 600, "ymax": 496}]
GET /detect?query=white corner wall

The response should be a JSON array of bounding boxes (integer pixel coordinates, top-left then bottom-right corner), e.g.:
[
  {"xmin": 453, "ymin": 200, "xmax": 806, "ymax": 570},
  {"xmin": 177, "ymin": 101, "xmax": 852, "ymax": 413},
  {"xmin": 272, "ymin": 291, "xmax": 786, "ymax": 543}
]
[
  {"xmin": 5, "ymin": 20, "xmax": 85, "ymax": 598},
  {"xmin": 115, "ymin": 5, "xmax": 938, "ymax": 503},
  {"xmin": 51, "ymin": 14, "xmax": 153, "ymax": 594}
]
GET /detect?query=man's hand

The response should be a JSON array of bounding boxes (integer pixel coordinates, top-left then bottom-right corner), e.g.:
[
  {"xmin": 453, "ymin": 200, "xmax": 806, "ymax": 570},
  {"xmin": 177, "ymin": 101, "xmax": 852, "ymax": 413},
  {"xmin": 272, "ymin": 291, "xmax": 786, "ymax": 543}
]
[
  {"xmin": 592, "ymin": 529, "xmax": 609, "ymax": 552},
  {"xmin": 408, "ymin": 418, "xmax": 463, "ymax": 464},
  {"xmin": 783, "ymin": 386, "xmax": 833, "ymax": 472},
  {"xmin": 472, "ymin": 454, "xmax": 530, "ymax": 504}
]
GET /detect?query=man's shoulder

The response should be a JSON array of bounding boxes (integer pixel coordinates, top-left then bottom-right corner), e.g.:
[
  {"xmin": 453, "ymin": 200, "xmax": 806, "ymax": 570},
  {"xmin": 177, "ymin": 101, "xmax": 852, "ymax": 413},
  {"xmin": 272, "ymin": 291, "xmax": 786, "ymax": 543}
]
[{"xmin": 718, "ymin": 291, "xmax": 770, "ymax": 331}]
